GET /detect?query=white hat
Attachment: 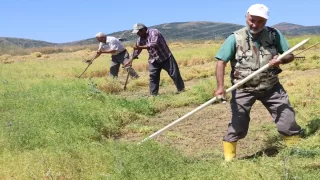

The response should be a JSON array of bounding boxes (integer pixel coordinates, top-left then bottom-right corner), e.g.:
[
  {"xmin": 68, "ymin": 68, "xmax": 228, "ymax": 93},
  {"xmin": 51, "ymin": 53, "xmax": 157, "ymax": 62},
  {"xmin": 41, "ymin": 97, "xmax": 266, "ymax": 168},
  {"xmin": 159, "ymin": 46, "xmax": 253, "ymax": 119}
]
[
  {"xmin": 95, "ymin": 32, "xmax": 106, "ymax": 38},
  {"xmin": 132, "ymin": 23, "xmax": 147, "ymax": 33},
  {"xmin": 247, "ymin": 4, "xmax": 269, "ymax": 19}
]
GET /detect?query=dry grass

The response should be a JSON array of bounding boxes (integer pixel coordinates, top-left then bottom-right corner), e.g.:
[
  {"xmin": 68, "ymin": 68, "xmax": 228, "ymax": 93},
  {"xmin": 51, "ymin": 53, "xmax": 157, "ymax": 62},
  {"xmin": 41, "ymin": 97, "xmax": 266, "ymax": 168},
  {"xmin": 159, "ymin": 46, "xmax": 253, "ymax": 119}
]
[
  {"xmin": 87, "ymin": 69, "xmax": 109, "ymax": 78},
  {"xmin": 98, "ymin": 81, "xmax": 123, "ymax": 93},
  {"xmin": 133, "ymin": 63, "xmax": 149, "ymax": 72}
]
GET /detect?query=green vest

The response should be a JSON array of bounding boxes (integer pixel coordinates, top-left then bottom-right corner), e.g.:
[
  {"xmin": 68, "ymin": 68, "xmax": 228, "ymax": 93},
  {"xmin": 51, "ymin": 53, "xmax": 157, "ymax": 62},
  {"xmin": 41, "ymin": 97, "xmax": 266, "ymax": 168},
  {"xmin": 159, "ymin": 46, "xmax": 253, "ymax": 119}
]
[{"xmin": 231, "ymin": 27, "xmax": 282, "ymax": 92}]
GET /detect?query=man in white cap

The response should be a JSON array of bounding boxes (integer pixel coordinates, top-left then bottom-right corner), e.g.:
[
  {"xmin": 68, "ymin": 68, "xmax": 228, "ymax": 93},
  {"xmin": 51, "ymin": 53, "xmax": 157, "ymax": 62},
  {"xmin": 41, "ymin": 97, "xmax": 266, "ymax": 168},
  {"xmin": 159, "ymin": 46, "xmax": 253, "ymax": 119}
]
[
  {"xmin": 124, "ymin": 23, "xmax": 185, "ymax": 96},
  {"xmin": 214, "ymin": 4, "xmax": 302, "ymax": 161},
  {"xmin": 86, "ymin": 32, "xmax": 139, "ymax": 79}
]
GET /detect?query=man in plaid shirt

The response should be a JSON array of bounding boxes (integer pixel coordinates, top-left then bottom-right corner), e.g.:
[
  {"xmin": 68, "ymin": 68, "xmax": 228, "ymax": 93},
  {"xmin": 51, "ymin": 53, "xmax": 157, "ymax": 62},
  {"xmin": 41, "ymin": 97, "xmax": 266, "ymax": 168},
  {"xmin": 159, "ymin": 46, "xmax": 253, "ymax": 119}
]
[{"xmin": 125, "ymin": 23, "xmax": 185, "ymax": 96}]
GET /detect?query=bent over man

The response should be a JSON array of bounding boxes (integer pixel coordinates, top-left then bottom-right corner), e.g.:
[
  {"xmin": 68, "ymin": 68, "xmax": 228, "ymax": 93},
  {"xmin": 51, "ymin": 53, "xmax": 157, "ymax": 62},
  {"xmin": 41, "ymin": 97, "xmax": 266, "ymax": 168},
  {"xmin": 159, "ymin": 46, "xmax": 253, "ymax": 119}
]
[
  {"xmin": 125, "ymin": 23, "xmax": 185, "ymax": 96},
  {"xmin": 214, "ymin": 4, "xmax": 302, "ymax": 161},
  {"xmin": 87, "ymin": 32, "xmax": 139, "ymax": 79}
]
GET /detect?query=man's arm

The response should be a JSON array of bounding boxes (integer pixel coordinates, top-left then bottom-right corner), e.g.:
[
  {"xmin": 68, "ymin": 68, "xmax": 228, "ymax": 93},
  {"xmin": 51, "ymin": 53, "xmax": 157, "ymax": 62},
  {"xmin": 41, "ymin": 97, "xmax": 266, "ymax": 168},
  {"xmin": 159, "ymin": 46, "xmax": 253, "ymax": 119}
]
[
  {"xmin": 132, "ymin": 37, "xmax": 145, "ymax": 57},
  {"xmin": 124, "ymin": 39, "xmax": 144, "ymax": 67},
  {"xmin": 134, "ymin": 44, "xmax": 149, "ymax": 50},
  {"xmin": 269, "ymin": 54, "xmax": 294, "ymax": 67},
  {"xmin": 85, "ymin": 49, "xmax": 115, "ymax": 63},
  {"xmin": 215, "ymin": 60, "xmax": 227, "ymax": 97},
  {"xmin": 213, "ymin": 34, "xmax": 235, "ymax": 97},
  {"xmin": 99, "ymin": 49, "xmax": 117, "ymax": 54},
  {"xmin": 134, "ymin": 29, "xmax": 159, "ymax": 50},
  {"xmin": 99, "ymin": 38, "xmax": 123, "ymax": 54},
  {"xmin": 280, "ymin": 54, "xmax": 294, "ymax": 64},
  {"xmin": 269, "ymin": 29, "xmax": 295, "ymax": 67},
  {"xmin": 85, "ymin": 52, "xmax": 101, "ymax": 64}
]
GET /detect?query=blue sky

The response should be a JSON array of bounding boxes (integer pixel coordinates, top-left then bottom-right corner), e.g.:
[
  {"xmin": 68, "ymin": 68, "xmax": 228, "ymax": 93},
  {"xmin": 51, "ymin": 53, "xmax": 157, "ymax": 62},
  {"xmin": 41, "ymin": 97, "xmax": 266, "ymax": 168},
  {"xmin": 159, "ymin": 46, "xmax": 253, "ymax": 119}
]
[{"xmin": 1, "ymin": 0, "xmax": 319, "ymax": 43}]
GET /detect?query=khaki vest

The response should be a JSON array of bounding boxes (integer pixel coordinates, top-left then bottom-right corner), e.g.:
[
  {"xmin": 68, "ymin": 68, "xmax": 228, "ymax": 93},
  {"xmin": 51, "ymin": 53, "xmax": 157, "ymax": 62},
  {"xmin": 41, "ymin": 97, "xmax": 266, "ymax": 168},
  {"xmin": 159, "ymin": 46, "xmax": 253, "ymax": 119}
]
[{"xmin": 231, "ymin": 27, "xmax": 282, "ymax": 92}]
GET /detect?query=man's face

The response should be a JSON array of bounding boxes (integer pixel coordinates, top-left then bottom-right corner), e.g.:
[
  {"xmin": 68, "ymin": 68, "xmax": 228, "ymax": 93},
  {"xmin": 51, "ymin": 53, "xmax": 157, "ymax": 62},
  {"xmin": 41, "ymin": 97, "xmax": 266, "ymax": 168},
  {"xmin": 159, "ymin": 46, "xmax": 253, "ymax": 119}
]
[
  {"xmin": 246, "ymin": 13, "xmax": 267, "ymax": 34},
  {"xmin": 96, "ymin": 36, "xmax": 106, "ymax": 42},
  {"xmin": 137, "ymin": 28, "xmax": 147, "ymax": 38}
]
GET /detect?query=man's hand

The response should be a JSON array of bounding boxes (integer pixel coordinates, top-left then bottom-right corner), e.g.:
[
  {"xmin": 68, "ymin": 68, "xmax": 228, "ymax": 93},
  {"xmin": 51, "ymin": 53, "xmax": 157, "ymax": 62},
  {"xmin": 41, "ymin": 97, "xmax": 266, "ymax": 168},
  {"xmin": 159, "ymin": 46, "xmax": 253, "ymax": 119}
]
[
  {"xmin": 214, "ymin": 87, "xmax": 225, "ymax": 98},
  {"xmin": 83, "ymin": 59, "xmax": 93, "ymax": 64},
  {"xmin": 96, "ymin": 50, "xmax": 102, "ymax": 55},
  {"xmin": 123, "ymin": 57, "xmax": 133, "ymax": 67},
  {"xmin": 133, "ymin": 44, "xmax": 139, "ymax": 50},
  {"xmin": 269, "ymin": 55, "xmax": 281, "ymax": 67},
  {"xmin": 214, "ymin": 88, "xmax": 226, "ymax": 103}
]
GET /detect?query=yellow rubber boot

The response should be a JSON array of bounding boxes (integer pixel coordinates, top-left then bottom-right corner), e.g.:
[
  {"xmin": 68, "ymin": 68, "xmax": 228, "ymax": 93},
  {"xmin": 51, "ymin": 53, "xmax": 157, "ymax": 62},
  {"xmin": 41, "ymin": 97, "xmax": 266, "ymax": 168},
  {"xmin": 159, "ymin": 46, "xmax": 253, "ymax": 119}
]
[
  {"xmin": 284, "ymin": 135, "xmax": 301, "ymax": 147},
  {"xmin": 223, "ymin": 141, "xmax": 237, "ymax": 161}
]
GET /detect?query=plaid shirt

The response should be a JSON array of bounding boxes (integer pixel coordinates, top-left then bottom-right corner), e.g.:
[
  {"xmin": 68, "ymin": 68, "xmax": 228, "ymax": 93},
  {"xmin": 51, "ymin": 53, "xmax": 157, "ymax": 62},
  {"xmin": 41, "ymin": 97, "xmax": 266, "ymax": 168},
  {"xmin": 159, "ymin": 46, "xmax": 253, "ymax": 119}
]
[{"xmin": 133, "ymin": 28, "xmax": 172, "ymax": 63}]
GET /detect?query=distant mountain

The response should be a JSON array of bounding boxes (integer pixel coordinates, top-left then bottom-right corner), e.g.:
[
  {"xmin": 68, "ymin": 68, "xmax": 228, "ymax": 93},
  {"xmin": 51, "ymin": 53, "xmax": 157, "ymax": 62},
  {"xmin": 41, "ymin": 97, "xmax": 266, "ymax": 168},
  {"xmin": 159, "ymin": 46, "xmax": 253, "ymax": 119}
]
[
  {"xmin": 271, "ymin": 22, "xmax": 304, "ymax": 31},
  {"xmin": 63, "ymin": 21, "xmax": 244, "ymax": 46},
  {"xmin": 271, "ymin": 22, "xmax": 320, "ymax": 36},
  {"xmin": 0, "ymin": 37, "xmax": 56, "ymax": 48},
  {"xmin": 1, "ymin": 21, "xmax": 319, "ymax": 50},
  {"xmin": 286, "ymin": 26, "xmax": 320, "ymax": 35}
]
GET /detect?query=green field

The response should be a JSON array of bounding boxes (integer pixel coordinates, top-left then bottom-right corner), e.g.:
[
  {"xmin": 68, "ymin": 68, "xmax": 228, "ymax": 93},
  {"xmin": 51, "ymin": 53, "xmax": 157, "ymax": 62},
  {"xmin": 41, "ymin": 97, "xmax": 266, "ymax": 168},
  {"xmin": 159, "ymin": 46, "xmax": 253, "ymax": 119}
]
[{"xmin": 0, "ymin": 36, "xmax": 320, "ymax": 179}]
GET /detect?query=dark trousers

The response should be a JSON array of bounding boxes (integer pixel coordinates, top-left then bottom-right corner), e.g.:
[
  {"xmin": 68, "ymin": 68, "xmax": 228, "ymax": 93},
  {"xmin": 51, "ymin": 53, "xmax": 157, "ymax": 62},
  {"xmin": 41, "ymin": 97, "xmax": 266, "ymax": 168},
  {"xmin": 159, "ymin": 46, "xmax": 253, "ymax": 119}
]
[
  {"xmin": 110, "ymin": 50, "xmax": 138, "ymax": 78},
  {"xmin": 223, "ymin": 83, "xmax": 302, "ymax": 142},
  {"xmin": 148, "ymin": 55, "xmax": 184, "ymax": 95}
]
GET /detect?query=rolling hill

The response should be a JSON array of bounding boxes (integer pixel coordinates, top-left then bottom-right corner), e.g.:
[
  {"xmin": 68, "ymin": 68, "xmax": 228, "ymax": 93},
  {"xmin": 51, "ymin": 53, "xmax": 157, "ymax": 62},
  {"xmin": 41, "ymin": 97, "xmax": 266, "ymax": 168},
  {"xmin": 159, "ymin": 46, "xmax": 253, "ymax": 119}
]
[
  {"xmin": 272, "ymin": 22, "xmax": 320, "ymax": 36},
  {"xmin": 272, "ymin": 22, "xmax": 305, "ymax": 31},
  {"xmin": 1, "ymin": 21, "xmax": 319, "ymax": 49},
  {"xmin": 63, "ymin": 21, "xmax": 244, "ymax": 46},
  {"xmin": 0, "ymin": 37, "xmax": 56, "ymax": 49}
]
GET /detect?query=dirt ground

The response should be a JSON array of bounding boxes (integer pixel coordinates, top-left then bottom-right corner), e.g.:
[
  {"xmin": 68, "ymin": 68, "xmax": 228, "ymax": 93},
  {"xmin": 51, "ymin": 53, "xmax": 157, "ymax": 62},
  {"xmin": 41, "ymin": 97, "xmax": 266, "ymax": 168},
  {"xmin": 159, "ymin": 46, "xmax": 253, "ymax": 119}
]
[
  {"xmin": 117, "ymin": 68, "xmax": 319, "ymax": 159},
  {"xmin": 120, "ymin": 100, "xmax": 275, "ymax": 158},
  {"xmin": 117, "ymin": 75, "xmax": 283, "ymax": 159}
]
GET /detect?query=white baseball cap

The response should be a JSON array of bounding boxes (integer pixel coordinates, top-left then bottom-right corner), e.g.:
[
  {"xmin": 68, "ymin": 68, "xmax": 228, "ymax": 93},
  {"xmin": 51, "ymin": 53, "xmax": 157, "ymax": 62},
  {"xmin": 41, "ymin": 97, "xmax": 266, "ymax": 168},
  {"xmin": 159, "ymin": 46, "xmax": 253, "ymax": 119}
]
[
  {"xmin": 247, "ymin": 4, "xmax": 269, "ymax": 19},
  {"xmin": 95, "ymin": 32, "xmax": 106, "ymax": 38},
  {"xmin": 132, "ymin": 23, "xmax": 147, "ymax": 33}
]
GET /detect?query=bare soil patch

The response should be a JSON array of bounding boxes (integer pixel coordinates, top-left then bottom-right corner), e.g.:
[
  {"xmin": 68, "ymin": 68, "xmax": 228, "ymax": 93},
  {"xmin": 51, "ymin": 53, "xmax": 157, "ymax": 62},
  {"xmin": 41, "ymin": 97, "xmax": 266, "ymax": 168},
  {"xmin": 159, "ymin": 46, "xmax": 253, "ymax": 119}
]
[
  {"xmin": 118, "ymin": 68, "xmax": 320, "ymax": 158},
  {"xmin": 120, "ymin": 101, "xmax": 274, "ymax": 158}
]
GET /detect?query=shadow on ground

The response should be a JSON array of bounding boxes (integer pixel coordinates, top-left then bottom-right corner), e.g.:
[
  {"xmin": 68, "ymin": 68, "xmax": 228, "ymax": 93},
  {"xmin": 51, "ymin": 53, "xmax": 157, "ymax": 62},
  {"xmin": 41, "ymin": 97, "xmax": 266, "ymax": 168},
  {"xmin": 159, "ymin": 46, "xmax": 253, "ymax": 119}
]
[{"xmin": 241, "ymin": 146, "xmax": 280, "ymax": 159}]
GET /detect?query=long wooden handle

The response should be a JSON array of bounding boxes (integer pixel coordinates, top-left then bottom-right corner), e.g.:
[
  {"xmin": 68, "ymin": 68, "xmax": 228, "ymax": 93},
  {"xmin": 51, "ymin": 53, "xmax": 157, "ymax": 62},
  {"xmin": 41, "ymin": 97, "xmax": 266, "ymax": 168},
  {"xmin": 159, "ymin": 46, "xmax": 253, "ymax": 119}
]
[{"xmin": 78, "ymin": 57, "xmax": 95, "ymax": 78}]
